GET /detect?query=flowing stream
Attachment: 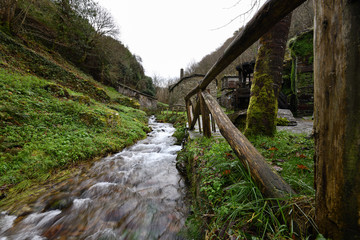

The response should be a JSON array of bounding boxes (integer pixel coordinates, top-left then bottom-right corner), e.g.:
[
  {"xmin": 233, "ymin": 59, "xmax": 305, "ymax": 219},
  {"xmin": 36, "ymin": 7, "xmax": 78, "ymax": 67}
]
[{"xmin": 0, "ymin": 116, "xmax": 188, "ymax": 239}]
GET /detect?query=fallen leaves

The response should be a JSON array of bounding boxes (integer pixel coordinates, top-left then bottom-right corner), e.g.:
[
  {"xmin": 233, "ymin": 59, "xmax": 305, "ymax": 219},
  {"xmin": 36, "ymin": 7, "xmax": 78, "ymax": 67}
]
[{"xmin": 297, "ymin": 164, "xmax": 309, "ymax": 171}]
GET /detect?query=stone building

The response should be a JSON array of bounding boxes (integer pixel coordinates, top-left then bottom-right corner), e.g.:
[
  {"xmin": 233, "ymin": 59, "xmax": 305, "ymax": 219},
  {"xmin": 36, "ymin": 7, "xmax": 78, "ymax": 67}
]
[
  {"xmin": 117, "ymin": 83, "xmax": 157, "ymax": 110},
  {"xmin": 168, "ymin": 72, "xmax": 217, "ymax": 108}
]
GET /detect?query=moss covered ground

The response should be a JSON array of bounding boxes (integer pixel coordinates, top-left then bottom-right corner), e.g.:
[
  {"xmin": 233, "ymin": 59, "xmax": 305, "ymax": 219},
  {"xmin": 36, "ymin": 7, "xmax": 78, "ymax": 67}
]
[{"xmin": 0, "ymin": 69, "xmax": 149, "ymax": 205}]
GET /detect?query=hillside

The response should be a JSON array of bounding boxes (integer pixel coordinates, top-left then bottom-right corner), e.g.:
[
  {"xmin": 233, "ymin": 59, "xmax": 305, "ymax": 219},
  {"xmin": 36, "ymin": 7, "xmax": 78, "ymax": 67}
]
[{"xmin": 0, "ymin": 0, "xmax": 153, "ymax": 202}]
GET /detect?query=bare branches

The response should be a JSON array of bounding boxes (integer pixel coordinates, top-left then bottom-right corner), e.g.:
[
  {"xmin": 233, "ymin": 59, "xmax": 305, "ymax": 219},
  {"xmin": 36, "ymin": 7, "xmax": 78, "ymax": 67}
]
[
  {"xmin": 88, "ymin": 4, "xmax": 119, "ymax": 37},
  {"xmin": 211, "ymin": 0, "xmax": 263, "ymax": 31},
  {"xmin": 59, "ymin": 0, "xmax": 119, "ymax": 37}
]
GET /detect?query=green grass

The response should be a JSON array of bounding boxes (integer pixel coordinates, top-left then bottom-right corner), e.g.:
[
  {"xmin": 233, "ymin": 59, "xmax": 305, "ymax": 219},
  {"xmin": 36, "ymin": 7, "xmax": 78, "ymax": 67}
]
[
  {"xmin": 0, "ymin": 69, "xmax": 148, "ymax": 190},
  {"xmin": 177, "ymin": 131, "xmax": 316, "ymax": 239},
  {"xmin": 248, "ymin": 131, "xmax": 315, "ymax": 195}
]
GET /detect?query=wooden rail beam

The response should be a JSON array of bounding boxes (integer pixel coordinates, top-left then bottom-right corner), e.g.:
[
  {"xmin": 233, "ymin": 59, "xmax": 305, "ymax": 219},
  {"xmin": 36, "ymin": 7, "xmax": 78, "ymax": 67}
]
[
  {"xmin": 185, "ymin": 0, "xmax": 306, "ymax": 101},
  {"xmin": 201, "ymin": 91, "xmax": 295, "ymax": 198}
]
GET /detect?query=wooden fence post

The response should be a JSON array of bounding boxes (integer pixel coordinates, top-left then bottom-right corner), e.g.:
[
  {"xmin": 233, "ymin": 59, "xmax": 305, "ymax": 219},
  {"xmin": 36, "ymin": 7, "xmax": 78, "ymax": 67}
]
[
  {"xmin": 186, "ymin": 100, "xmax": 192, "ymax": 128},
  {"xmin": 199, "ymin": 91, "xmax": 211, "ymax": 138},
  {"xmin": 211, "ymin": 114, "xmax": 216, "ymax": 132}
]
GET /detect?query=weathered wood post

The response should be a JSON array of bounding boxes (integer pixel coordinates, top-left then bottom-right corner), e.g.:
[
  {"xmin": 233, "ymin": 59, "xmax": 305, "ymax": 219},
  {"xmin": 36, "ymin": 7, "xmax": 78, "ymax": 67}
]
[
  {"xmin": 199, "ymin": 91, "xmax": 211, "ymax": 138},
  {"xmin": 186, "ymin": 100, "xmax": 192, "ymax": 128},
  {"xmin": 211, "ymin": 114, "xmax": 216, "ymax": 132},
  {"xmin": 190, "ymin": 100, "xmax": 200, "ymax": 131},
  {"xmin": 314, "ymin": 1, "xmax": 360, "ymax": 239}
]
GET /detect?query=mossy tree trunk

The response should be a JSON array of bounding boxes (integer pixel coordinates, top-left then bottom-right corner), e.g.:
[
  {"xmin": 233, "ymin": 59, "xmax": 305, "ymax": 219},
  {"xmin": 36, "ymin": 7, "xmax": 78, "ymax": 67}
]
[
  {"xmin": 314, "ymin": 1, "xmax": 360, "ymax": 239},
  {"xmin": 245, "ymin": 14, "xmax": 292, "ymax": 136}
]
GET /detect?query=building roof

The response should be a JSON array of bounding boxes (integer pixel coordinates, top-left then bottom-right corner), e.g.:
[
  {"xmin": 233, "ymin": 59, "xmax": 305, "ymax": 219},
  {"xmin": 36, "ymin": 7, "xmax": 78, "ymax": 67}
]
[
  {"xmin": 169, "ymin": 74, "xmax": 205, "ymax": 92},
  {"xmin": 118, "ymin": 83, "xmax": 157, "ymax": 100}
]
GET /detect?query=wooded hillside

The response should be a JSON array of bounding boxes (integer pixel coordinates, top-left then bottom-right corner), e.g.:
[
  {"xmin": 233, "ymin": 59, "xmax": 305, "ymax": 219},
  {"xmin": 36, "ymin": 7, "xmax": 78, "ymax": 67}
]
[{"xmin": 0, "ymin": 0, "xmax": 155, "ymax": 96}]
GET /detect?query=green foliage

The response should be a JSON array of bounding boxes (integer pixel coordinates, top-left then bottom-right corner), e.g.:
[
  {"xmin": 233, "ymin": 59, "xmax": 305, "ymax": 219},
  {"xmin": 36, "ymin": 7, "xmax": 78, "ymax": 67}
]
[
  {"xmin": 0, "ymin": 69, "xmax": 148, "ymax": 189},
  {"xmin": 179, "ymin": 138, "xmax": 291, "ymax": 239},
  {"xmin": 172, "ymin": 125, "xmax": 188, "ymax": 145},
  {"xmin": 1, "ymin": 0, "xmax": 155, "ymax": 97},
  {"xmin": 289, "ymin": 30, "xmax": 314, "ymax": 64},
  {"xmin": 0, "ymin": 30, "xmax": 110, "ymax": 102},
  {"xmin": 155, "ymin": 111, "xmax": 186, "ymax": 127},
  {"xmin": 248, "ymin": 131, "xmax": 315, "ymax": 195},
  {"xmin": 276, "ymin": 117, "xmax": 290, "ymax": 126},
  {"xmin": 179, "ymin": 131, "xmax": 315, "ymax": 239}
]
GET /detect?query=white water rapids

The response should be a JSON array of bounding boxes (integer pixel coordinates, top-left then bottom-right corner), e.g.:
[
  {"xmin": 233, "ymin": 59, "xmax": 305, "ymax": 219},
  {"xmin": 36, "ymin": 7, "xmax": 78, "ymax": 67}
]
[{"xmin": 0, "ymin": 116, "xmax": 188, "ymax": 239}]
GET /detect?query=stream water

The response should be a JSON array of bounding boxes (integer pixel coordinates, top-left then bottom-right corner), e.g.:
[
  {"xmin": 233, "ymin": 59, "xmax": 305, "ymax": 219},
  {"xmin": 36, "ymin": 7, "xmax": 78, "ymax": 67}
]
[{"xmin": 0, "ymin": 116, "xmax": 188, "ymax": 240}]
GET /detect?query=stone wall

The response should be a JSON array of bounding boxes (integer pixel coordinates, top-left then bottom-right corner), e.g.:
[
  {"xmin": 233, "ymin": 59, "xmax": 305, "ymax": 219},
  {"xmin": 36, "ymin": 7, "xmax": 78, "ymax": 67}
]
[
  {"xmin": 117, "ymin": 84, "xmax": 157, "ymax": 110},
  {"xmin": 168, "ymin": 74, "xmax": 217, "ymax": 107}
]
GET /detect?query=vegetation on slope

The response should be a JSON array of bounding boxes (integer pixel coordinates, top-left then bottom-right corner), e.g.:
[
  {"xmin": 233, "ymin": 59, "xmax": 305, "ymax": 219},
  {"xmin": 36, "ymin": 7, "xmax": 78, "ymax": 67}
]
[
  {"xmin": 0, "ymin": 69, "xmax": 149, "ymax": 197},
  {"xmin": 1, "ymin": 0, "xmax": 155, "ymax": 96}
]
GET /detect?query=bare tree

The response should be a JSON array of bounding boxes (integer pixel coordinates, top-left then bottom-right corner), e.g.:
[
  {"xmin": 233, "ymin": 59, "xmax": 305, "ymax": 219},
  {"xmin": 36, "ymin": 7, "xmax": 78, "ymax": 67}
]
[
  {"xmin": 65, "ymin": 0, "xmax": 119, "ymax": 37},
  {"xmin": 89, "ymin": 5, "xmax": 119, "ymax": 37}
]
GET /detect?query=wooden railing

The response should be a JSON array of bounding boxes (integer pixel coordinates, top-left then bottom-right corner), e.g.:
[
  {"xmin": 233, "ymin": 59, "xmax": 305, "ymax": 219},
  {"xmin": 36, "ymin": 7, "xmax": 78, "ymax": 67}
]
[{"xmin": 184, "ymin": 0, "xmax": 306, "ymax": 199}]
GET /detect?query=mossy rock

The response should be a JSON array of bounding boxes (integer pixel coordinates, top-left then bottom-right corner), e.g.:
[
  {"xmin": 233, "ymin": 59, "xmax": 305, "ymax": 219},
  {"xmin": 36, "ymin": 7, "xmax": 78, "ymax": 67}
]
[
  {"xmin": 103, "ymin": 110, "xmax": 121, "ymax": 127},
  {"xmin": 44, "ymin": 84, "xmax": 69, "ymax": 98},
  {"xmin": 71, "ymin": 95, "xmax": 91, "ymax": 106},
  {"xmin": 114, "ymin": 96, "xmax": 140, "ymax": 109},
  {"xmin": 79, "ymin": 111, "xmax": 106, "ymax": 127},
  {"xmin": 93, "ymin": 87, "xmax": 111, "ymax": 103},
  {"xmin": 44, "ymin": 194, "xmax": 74, "ymax": 211},
  {"xmin": 276, "ymin": 117, "xmax": 290, "ymax": 126}
]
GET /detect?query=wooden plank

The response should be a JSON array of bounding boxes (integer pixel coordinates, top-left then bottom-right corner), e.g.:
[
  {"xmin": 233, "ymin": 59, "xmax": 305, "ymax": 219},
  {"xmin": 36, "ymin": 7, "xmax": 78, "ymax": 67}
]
[
  {"xmin": 199, "ymin": 92, "xmax": 211, "ymax": 138},
  {"xmin": 185, "ymin": 0, "xmax": 306, "ymax": 101},
  {"xmin": 201, "ymin": 91, "xmax": 295, "ymax": 198}
]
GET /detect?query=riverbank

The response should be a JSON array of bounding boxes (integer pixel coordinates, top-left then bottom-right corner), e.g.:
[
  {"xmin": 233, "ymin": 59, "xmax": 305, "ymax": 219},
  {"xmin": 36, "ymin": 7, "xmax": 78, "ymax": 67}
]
[
  {"xmin": 155, "ymin": 111, "xmax": 318, "ymax": 239},
  {"xmin": 0, "ymin": 117, "xmax": 188, "ymax": 239},
  {"xmin": 0, "ymin": 69, "xmax": 150, "ymax": 209}
]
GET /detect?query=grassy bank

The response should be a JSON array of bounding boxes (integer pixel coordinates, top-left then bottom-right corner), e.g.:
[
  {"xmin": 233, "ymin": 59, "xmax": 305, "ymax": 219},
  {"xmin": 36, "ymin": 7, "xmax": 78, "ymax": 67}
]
[
  {"xmin": 176, "ymin": 130, "xmax": 317, "ymax": 239},
  {"xmin": 0, "ymin": 69, "xmax": 149, "ymax": 202}
]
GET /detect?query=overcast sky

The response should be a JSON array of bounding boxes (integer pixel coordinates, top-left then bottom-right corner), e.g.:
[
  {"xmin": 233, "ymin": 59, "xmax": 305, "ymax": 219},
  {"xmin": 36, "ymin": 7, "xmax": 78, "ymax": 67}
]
[{"xmin": 96, "ymin": 0, "xmax": 265, "ymax": 81}]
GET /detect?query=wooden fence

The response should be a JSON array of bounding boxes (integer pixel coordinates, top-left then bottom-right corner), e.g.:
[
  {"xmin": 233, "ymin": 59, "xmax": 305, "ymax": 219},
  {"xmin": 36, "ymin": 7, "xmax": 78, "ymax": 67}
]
[{"xmin": 184, "ymin": 0, "xmax": 306, "ymax": 199}]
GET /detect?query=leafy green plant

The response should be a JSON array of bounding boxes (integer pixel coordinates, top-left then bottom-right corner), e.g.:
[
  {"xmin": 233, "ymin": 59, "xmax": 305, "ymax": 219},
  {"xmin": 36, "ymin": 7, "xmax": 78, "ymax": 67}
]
[
  {"xmin": 179, "ymin": 131, "xmax": 316, "ymax": 239},
  {"xmin": 0, "ymin": 69, "xmax": 148, "ymax": 194}
]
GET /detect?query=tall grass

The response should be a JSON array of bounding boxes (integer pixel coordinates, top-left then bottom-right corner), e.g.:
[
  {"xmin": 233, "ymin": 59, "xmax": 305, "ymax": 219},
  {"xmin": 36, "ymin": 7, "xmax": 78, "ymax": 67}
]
[{"xmin": 179, "ymin": 132, "xmax": 316, "ymax": 239}]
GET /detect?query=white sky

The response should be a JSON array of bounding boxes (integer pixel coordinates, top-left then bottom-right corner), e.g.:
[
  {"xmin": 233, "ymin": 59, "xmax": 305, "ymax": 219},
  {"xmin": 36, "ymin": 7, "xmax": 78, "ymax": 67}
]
[{"xmin": 96, "ymin": 0, "xmax": 265, "ymax": 81}]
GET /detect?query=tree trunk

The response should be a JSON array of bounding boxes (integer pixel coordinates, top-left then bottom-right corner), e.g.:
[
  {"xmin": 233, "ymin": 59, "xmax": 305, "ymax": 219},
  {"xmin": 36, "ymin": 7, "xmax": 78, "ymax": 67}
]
[
  {"xmin": 314, "ymin": 1, "xmax": 360, "ymax": 239},
  {"xmin": 0, "ymin": 0, "xmax": 17, "ymax": 29},
  {"xmin": 245, "ymin": 14, "xmax": 292, "ymax": 136}
]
